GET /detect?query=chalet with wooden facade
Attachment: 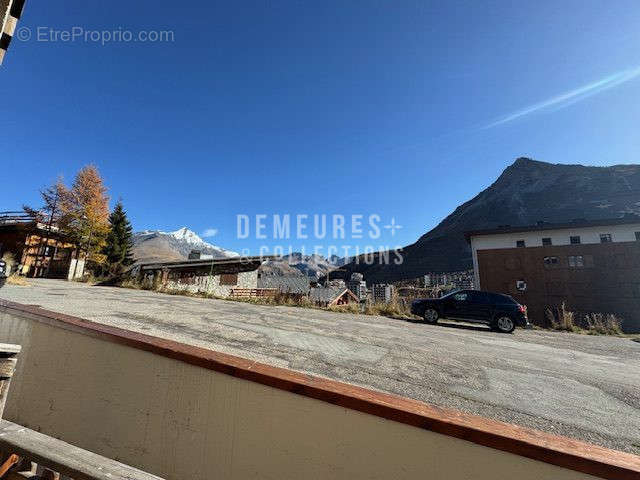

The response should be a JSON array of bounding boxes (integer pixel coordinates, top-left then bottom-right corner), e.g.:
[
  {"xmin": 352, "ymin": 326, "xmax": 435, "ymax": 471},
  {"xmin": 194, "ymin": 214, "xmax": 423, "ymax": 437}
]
[{"xmin": 0, "ymin": 211, "xmax": 86, "ymax": 280}]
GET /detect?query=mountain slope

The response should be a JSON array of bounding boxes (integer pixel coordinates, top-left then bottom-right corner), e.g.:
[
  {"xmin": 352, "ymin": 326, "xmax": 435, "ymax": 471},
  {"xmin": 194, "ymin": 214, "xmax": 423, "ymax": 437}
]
[
  {"xmin": 260, "ymin": 253, "xmax": 346, "ymax": 279},
  {"xmin": 132, "ymin": 227, "xmax": 239, "ymax": 264},
  {"xmin": 340, "ymin": 158, "xmax": 640, "ymax": 283}
]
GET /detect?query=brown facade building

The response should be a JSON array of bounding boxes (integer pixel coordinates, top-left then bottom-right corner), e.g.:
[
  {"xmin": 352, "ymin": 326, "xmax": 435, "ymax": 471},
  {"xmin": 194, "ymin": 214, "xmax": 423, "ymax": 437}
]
[
  {"xmin": 0, "ymin": 212, "xmax": 86, "ymax": 279},
  {"xmin": 467, "ymin": 217, "xmax": 640, "ymax": 332}
]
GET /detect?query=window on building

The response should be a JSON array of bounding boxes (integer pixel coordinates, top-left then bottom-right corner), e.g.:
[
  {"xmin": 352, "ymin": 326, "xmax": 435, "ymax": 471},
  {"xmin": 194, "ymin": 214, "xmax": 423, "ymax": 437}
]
[
  {"xmin": 600, "ymin": 233, "xmax": 612, "ymax": 243},
  {"xmin": 516, "ymin": 240, "xmax": 525, "ymax": 248},
  {"xmin": 635, "ymin": 231, "xmax": 640, "ymax": 241},
  {"xmin": 219, "ymin": 273, "xmax": 238, "ymax": 286},
  {"xmin": 570, "ymin": 236, "xmax": 581, "ymax": 244},
  {"xmin": 542, "ymin": 237, "xmax": 552, "ymax": 246},
  {"xmin": 568, "ymin": 255, "xmax": 584, "ymax": 268},
  {"xmin": 543, "ymin": 256, "xmax": 559, "ymax": 267}
]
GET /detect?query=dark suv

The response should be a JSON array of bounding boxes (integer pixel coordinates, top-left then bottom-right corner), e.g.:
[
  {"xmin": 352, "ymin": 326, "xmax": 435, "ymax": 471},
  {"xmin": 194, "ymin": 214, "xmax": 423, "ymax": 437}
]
[{"xmin": 411, "ymin": 289, "xmax": 528, "ymax": 333}]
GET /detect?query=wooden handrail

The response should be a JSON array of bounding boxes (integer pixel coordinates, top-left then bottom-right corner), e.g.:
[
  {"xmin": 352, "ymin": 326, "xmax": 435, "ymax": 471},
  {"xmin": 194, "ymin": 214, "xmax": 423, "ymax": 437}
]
[{"xmin": 0, "ymin": 420, "xmax": 165, "ymax": 480}]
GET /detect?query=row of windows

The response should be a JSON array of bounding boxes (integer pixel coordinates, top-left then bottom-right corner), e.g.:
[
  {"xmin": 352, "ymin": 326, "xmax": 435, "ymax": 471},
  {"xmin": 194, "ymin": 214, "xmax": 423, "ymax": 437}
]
[
  {"xmin": 543, "ymin": 255, "xmax": 592, "ymax": 268},
  {"xmin": 516, "ymin": 232, "xmax": 640, "ymax": 248}
]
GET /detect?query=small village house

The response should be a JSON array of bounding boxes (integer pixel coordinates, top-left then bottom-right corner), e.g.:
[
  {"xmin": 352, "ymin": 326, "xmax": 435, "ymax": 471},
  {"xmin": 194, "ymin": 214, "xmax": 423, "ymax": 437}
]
[
  {"xmin": 466, "ymin": 216, "xmax": 640, "ymax": 331},
  {"xmin": 309, "ymin": 285, "xmax": 360, "ymax": 307},
  {"xmin": 0, "ymin": 211, "xmax": 86, "ymax": 279}
]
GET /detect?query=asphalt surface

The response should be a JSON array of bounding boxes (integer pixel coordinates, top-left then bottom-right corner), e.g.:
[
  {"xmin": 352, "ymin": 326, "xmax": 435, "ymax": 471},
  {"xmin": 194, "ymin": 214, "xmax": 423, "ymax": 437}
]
[{"xmin": 1, "ymin": 279, "xmax": 639, "ymax": 455}]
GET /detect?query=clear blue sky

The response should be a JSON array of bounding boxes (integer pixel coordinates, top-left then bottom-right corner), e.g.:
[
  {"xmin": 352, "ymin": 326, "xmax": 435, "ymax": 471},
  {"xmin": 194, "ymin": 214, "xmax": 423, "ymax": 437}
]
[{"xmin": 2, "ymin": 0, "xmax": 639, "ymax": 255}]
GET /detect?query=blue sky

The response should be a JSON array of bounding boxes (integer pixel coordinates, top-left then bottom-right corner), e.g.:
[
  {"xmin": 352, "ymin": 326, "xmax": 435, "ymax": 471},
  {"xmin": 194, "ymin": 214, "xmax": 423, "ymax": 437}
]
[{"xmin": 2, "ymin": 0, "xmax": 639, "ymax": 255}]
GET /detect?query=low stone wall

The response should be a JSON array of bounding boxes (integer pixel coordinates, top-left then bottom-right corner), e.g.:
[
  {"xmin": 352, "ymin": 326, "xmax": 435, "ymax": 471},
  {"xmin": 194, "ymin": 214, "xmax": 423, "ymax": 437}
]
[
  {"xmin": 164, "ymin": 270, "xmax": 257, "ymax": 297},
  {"xmin": 0, "ymin": 301, "xmax": 637, "ymax": 480}
]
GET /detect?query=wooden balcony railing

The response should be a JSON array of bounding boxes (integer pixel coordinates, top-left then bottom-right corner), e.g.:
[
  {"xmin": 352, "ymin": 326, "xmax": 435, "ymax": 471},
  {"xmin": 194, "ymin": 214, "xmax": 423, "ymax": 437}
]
[
  {"xmin": 0, "ymin": 344, "xmax": 165, "ymax": 480},
  {"xmin": 0, "ymin": 212, "xmax": 33, "ymax": 226},
  {"xmin": 230, "ymin": 287, "xmax": 278, "ymax": 298}
]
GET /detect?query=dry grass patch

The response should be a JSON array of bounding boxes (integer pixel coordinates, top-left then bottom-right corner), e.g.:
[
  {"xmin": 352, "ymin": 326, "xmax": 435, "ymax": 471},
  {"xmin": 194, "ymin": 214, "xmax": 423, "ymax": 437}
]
[
  {"xmin": 6, "ymin": 274, "xmax": 30, "ymax": 286},
  {"xmin": 546, "ymin": 303, "xmax": 624, "ymax": 335},
  {"xmin": 583, "ymin": 313, "xmax": 623, "ymax": 336},
  {"xmin": 327, "ymin": 303, "xmax": 361, "ymax": 314},
  {"xmin": 364, "ymin": 301, "xmax": 413, "ymax": 319}
]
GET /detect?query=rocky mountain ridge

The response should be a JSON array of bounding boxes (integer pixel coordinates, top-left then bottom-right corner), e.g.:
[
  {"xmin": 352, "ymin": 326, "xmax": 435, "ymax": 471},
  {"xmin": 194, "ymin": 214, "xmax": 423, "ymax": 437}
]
[{"xmin": 338, "ymin": 157, "xmax": 640, "ymax": 283}]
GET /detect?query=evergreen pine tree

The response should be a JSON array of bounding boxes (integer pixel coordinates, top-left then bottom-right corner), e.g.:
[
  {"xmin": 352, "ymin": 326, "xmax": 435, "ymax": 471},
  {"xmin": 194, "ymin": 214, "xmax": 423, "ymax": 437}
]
[{"xmin": 104, "ymin": 200, "xmax": 134, "ymax": 273}]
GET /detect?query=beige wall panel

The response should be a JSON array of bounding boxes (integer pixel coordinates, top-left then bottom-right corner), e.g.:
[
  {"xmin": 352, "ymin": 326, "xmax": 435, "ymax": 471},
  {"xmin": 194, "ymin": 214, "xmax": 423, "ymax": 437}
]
[{"xmin": 0, "ymin": 309, "xmax": 602, "ymax": 480}]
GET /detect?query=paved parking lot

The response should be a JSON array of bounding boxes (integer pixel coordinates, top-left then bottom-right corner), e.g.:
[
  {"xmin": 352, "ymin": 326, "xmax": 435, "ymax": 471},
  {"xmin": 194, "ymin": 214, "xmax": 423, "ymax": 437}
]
[{"xmin": 1, "ymin": 279, "xmax": 639, "ymax": 454}]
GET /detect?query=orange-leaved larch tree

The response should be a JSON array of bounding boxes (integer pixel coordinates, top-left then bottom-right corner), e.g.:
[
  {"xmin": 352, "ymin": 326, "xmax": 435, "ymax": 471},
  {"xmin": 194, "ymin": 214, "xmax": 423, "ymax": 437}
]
[{"xmin": 59, "ymin": 165, "xmax": 110, "ymax": 268}]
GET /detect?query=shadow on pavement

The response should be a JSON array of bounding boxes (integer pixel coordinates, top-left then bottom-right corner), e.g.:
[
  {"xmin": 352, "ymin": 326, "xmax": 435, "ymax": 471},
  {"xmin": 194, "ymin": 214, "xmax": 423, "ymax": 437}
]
[{"xmin": 400, "ymin": 316, "xmax": 491, "ymax": 333}]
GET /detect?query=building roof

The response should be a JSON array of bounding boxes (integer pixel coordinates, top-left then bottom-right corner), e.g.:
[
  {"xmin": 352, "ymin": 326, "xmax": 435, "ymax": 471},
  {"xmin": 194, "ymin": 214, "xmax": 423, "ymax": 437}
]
[
  {"xmin": 309, "ymin": 286, "xmax": 359, "ymax": 305},
  {"xmin": 258, "ymin": 275, "xmax": 310, "ymax": 294},
  {"xmin": 465, "ymin": 215, "xmax": 640, "ymax": 242},
  {"xmin": 139, "ymin": 256, "xmax": 276, "ymax": 271}
]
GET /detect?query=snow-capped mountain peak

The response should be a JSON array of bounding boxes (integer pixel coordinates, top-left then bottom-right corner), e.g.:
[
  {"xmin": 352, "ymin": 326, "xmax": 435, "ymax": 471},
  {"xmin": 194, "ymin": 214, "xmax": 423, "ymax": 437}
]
[
  {"xmin": 132, "ymin": 227, "xmax": 239, "ymax": 264},
  {"xmin": 169, "ymin": 227, "xmax": 206, "ymax": 245}
]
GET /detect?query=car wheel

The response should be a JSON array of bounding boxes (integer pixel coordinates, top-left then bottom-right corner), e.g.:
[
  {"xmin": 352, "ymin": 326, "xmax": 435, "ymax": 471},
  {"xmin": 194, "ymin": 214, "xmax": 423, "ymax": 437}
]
[
  {"xmin": 494, "ymin": 315, "xmax": 515, "ymax": 333},
  {"xmin": 423, "ymin": 308, "xmax": 439, "ymax": 324}
]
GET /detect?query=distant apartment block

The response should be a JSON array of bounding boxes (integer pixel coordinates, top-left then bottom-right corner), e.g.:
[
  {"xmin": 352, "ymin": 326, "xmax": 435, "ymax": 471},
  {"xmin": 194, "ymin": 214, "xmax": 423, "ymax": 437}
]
[
  {"xmin": 423, "ymin": 270, "xmax": 475, "ymax": 290},
  {"xmin": 372, "ymin": 284, "xmax": 394, "ymax": 303},
  {"xmin": 346, "ymin": 272, "xmax": 367, "ymax": 300},
  {"xmin": 467, "ymin": 216, "xmax": 640, "ymax": 331}
]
